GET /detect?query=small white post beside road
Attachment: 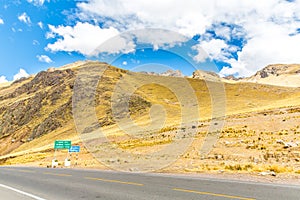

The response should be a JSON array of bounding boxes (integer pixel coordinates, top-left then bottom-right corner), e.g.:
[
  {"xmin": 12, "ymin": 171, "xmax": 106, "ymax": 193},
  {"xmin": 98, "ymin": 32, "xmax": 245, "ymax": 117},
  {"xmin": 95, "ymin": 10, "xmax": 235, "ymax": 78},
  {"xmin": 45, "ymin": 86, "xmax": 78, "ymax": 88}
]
[
  {"xmin": 52, "ymin": 140, "xmax": 72, "ymax": 168},
  {"xmin": 51, "ymin": 159, "xmax": 58, "ymax": 168},
  {"xmin": 64, "ymin": 158, "xmax": 71, "ymax": 167}
]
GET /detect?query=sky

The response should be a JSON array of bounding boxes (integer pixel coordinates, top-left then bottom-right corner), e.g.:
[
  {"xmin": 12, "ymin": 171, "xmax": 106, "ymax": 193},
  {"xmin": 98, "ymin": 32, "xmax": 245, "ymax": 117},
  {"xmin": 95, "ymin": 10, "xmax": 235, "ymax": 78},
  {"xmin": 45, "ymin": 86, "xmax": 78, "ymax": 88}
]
[{"xmin": 1, "ymin": 0, "xmax": 300, "ymax": 83}]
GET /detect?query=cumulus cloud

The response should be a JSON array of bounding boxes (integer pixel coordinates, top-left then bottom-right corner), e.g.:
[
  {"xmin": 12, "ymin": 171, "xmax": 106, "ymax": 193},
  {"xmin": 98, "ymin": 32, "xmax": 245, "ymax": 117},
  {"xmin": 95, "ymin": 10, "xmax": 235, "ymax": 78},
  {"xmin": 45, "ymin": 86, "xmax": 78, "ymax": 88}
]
[
  {"xmin": 13, "ymin": 69, "xmax": 29, "ymax": 81},
  {"xmin": 0, "ymin": 76, "xmax": 8, "ymax": 83},
  {"xmin": 0, "ymin": 18, "xmax": 4, "ymax": 25},
  {"xmin": 223, "ymin": 22, "xmax": 300, "ymax": 77},
  {"xmin": 18, "ymin": 12, "xmax": 31, "ymax": 25},
  {"xmin": 37, "ymin": 55, "xmax": 53, "ymax": 63},
  {"xmin": 77, "ymin": 0, "xmax": 212, "ymax": 36},
  {"xmin": 27, "ymin": 0, "xmax": 49, "ymax": 6},
  {"xmin": 193, "ymin": 39, "xmax": 229, "ymax": 62},
  {"xmin": 46, "ymin": 0, "xmax": 300, "ymax": 77},
  {"xmin": 46, "ymin": 22, "xmax": 136, "ymax": 55},
  {"xmin": 134, "ymin": 29, "xmax": 188, "ymax": 50}
]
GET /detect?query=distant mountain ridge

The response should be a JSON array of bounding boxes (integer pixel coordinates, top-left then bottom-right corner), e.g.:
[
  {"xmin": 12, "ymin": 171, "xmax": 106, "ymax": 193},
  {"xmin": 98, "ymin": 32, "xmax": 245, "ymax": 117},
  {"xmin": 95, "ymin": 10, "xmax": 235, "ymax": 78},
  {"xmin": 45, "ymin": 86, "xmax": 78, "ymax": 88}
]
[
  {"xmin": 140, "ymin": 69, "xmax": 184, "ymax": 77},
  {"xmin": 2, "ymin": 62, "xmax": 300, "ymax": 89},
  {"xmin": 138, "ymin": 64, "xmax": 300, "ymax": 87},
  {"xmin": 243, "ymin": 64, "xmax": 300, "ymax": 87},
  {"xmin": 190, "ymin": 64, "xmax": 300, "ymax": 87}
]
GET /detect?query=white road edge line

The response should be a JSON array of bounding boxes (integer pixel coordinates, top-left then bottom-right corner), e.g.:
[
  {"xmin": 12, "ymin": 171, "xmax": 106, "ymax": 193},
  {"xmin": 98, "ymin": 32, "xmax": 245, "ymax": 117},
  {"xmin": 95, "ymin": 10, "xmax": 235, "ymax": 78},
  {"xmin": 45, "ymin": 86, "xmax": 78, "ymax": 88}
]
[{"xmin": 0, "ymin": 183, "xmax": 47, "ymax": 200}]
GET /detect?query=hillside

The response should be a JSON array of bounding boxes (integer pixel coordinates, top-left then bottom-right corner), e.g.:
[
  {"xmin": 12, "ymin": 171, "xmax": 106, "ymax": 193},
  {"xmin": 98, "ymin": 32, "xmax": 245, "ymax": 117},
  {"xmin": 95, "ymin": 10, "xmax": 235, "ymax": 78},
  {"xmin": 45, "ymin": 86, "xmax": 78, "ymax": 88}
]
[
  {"xmin": 243, "ymin": 64, "xmax": 300, "ymax": 87},
  {"xmin": 140, "ymin": 69, "xmax": 184, "ymax": 77},
  {"xmin": 191, "ymin": 64, "xmax": 300, "ymax": 87},
  {"xmin": 1, "ymin": 61, "xmax": 300, "ymax": 174}
]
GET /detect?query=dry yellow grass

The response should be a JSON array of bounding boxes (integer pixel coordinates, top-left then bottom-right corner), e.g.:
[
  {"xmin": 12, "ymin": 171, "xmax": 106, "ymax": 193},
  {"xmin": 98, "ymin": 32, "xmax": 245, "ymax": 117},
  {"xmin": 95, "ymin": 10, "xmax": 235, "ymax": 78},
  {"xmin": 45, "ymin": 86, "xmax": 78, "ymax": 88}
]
[{"xmin": 1, "ymin": 61, "xmax": 300, "ymax": 175}]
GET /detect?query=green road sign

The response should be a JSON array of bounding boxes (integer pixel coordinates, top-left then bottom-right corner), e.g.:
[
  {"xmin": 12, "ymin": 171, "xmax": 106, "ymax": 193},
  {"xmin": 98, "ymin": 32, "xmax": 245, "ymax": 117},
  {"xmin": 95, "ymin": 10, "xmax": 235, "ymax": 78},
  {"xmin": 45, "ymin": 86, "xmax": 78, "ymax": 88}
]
[{"xmin": 54, "ymin": 140, "xmax": 71, "ymax": 149}]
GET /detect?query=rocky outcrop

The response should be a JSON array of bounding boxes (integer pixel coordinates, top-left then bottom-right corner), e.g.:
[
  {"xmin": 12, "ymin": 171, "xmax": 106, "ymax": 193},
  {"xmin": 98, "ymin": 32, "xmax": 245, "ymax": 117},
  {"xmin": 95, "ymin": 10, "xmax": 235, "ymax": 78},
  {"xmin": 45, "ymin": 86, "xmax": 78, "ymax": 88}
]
[
  {"xmin": 0, "ymin": 61, "xmax": 154, "ymax": 155},
  {"xmin": 0, "ymin": 67, "xmax": 76, "ymax": 155},
  {"xmin": 140, "ymin": 69, "xmax": 184, "ymax": 77},
  {"xmin": 244, "ymin": 64, "xmax": 300, "ymax": 87},
  {"xmin": 253, "ymin": 65, "xmax": 292, "ymax": 78},
  {"xmin": 160, "ymin": 70, "xmax": 184, "ymax": 77},
  {"xmin": 223, "ymin": 75, "xmax": 241, "ymax": 81},
  {"xmin": 192, "ymin": 70, "xmax": 221, "ymax": 81},
  {"xmin": 31, "ymin": 98, "xmax": 72, "ymax": 138},
  {"xmin": 0, "ymin": 69, "xmax": 75, "ymax": 101}
]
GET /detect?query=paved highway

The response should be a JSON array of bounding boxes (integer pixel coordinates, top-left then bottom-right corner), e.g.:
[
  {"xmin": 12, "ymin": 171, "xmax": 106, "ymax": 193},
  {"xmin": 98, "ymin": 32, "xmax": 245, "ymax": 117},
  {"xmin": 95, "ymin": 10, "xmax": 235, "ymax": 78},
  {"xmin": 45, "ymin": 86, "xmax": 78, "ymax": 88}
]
[{"xmin": 0, "ymin": 166, "xmax": 299, "ymax": 200}]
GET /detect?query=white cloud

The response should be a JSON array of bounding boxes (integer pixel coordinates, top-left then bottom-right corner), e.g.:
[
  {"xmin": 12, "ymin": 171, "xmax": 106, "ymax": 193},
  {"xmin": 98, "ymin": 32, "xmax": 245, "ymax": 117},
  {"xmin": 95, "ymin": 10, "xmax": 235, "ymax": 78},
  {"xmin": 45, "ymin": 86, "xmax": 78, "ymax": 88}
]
[
  {"xmin": 71, "ymin": 0, "xmax": 300, "ymax": 77},
  {"xmin": 122, "ymin": 61, "xmax": 127, "ymax": 65},
  {"xmin": 13, "ymin": 69, "xmax": 29, "ymax": 81},
  {"xmin": 0, "ymin": 76, "xmax": 8, "ymax": 83},
  {"xmin": 220, "ymin": 19, "xmax": 300, "ymax": 77},
  {"xmin": 0, "ymin": 18, "xmax": 4, "ymax": 25},
  {"xmin": 18, "ymin": 12, "xmax": 31, "ymax": 25},
  {"xmin": 93, "ymin": 33, "xmax": 135, "ymax": 55},
  {"xmin": 219, "ymin": 59, "xmax": 251, "ymax": 77},
  {"xmin": 193, "ymin": 39, "xmax": 229, "ymax": 62},
  {"xmin": 46, "ymin": 22, "xmax": 135, "ymax": 55},
  {"xmin": 45, "ymin": 31, "xmax": 55, "ymax": 39},
  {"xmin": 37, "ymin": 21, "xmax": 43, "ymax": 29},
  {"xmin": 214, "ymin": 25, "xmax": 231, "ymax": 41},
  {"xmin": 11, "ymin": 27, "xmax": 23, "ymax": 32},
  {"xmin": 77, "ymin": 0, "xmax": 212, "ymax": 36},
  {"xmin": 27, "ymin": 0, "xmax": 49, "ymax": 6},
  {"xmin": 134, "ymin": 29, "xmax": 188, "ymax": 50},
  {"xmin": 37, "ymin": 55, "xmax": 53, "ymax": 63}
]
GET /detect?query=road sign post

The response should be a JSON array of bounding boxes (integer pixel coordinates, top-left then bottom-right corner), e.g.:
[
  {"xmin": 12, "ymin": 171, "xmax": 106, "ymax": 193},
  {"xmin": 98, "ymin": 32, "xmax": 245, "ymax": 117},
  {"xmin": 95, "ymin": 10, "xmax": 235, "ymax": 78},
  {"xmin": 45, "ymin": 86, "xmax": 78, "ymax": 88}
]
[
  {"xmin": 53, "ymin": 140, "xmax": 72, "ymax": 168},
  {"xmin": 54, "ymin": 140, "xmax": 71, "ymax": 149},
  {"xmin": 69, "ymin": 146, "xmax": 80, "ymax": 167}
]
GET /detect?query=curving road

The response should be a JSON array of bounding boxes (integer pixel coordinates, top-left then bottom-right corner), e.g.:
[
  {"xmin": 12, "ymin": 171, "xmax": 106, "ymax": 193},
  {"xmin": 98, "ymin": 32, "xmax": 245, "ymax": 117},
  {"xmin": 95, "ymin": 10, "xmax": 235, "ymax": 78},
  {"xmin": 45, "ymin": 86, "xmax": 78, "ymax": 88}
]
[{"xmin": 0, "ymin": 166, "xmax": 299, "ymax": 200}]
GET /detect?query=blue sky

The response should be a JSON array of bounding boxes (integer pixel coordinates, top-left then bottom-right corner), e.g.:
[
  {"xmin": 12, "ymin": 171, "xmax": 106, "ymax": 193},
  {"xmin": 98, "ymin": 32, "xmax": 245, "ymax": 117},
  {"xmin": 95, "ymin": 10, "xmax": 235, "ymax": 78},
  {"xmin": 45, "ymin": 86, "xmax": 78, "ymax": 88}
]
[
  {"xmin": 0, "ymin": 0, "xmax": 85, "ymax": 81},
  {"xmin": 1, "ymin": 0, "xmax": 300, "ymax": 82}
]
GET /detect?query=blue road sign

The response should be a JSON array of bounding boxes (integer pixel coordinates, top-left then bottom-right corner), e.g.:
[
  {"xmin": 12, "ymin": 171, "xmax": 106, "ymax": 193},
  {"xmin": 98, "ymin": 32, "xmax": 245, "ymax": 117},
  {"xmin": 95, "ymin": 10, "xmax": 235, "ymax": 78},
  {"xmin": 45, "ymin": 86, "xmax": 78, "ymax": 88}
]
[{"xmin": 69, "ymin": 146, "xmax": 80, "ymax": 153}]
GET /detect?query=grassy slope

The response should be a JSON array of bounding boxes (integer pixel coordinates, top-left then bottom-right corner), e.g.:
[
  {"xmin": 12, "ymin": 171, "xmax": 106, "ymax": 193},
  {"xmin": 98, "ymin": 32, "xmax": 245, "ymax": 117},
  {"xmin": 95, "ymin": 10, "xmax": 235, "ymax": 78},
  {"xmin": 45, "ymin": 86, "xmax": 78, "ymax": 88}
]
[{"xmin": 1, "ymin": 62, "xmax": 300, "ymax": 173}]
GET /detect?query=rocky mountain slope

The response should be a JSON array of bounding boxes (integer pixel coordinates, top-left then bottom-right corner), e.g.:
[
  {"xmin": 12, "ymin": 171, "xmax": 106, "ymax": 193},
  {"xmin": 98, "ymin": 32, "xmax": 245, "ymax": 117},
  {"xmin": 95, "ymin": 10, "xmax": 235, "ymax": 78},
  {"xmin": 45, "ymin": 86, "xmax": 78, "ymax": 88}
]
[
  {"xmin": 0, "ymin": 61, "xmax": 151, "ymax": 156},
  {"xmin": 192, "ymin": 70, "xmax": 221, "ymax": 81},
  {"xmin": 135, "ymin": 64, "xmax": 300, "ymax": 88},
  {"xmin": 140, "ymin": 69, "xmax": 184, "ymax": 77},
  {"xmin": 191, "ymin": 64, "xmax": 300, "ymax": 87},
  {"xmin": 244, "ymin": 64, "xmax": 300, "ymax": 87},
  {"xmin": 0, "ymin": 69, "xmax": 75, "ymax": 155},
  {"xmin": 1, "ymin": 61, "xmax": 300, "ymax": 174}
]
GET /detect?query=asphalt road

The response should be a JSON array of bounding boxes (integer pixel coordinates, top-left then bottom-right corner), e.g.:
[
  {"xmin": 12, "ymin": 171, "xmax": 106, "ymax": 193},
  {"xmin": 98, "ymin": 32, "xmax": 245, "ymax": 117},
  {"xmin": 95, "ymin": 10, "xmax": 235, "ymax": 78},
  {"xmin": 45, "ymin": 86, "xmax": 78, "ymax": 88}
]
[{"xmin": 0, "ymin": 166, "xmax": 299, "ymax": 200}]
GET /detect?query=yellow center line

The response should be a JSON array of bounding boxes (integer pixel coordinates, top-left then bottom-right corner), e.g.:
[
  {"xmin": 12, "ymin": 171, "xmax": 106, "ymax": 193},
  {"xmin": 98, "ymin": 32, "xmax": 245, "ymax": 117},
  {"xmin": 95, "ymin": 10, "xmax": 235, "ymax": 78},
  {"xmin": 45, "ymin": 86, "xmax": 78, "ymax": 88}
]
[
  {"xmin": 85, "ymin": 177, "xmax": 144, "ymax": 186},
  {"xmin": 17, "ymin": 170, "xmax": 35, "ymax": 173},
  {"xmin": 2, "ymin": 168, "xmax": 34, "ymax": 173},
  {"xmin": 2, "ymin": 168, "xmax": 17, "ymax": 171},
  {"xmin": 43, "ymin": 172, "xmax": 72, "ymax": 177},
  {"xmin": 173, "ymin": 188, "xmax": 256, "ymax": 200}
]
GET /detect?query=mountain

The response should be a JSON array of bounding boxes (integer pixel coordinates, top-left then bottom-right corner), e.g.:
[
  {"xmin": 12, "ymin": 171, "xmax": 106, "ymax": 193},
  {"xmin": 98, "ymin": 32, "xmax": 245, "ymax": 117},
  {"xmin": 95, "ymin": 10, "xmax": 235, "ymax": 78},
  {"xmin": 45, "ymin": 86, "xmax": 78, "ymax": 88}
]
[
  {"xmin": 191, "ymin": 64, "xmax": 300, "ymax": 87},
  {"xmin": 0, "ymin": 66, "xmax": 76, "ymax": 155},
  {"xmin": 1, "ymin": 61, "xmax": 300, "ymax": 175},
  {"xmin": 243, "ymin": 64, "xmax": 300, "ymax": 87},
  {"xmin": 223, "ymin": 75, "xmax": 242, "ymax": 81},
  {"xmin": 192, "ymin": 70, "xmax": 221, "ymax": 81},
  {"xmin": 140, "ymin": 69, "xmax": 184, "ymax": 77}
]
